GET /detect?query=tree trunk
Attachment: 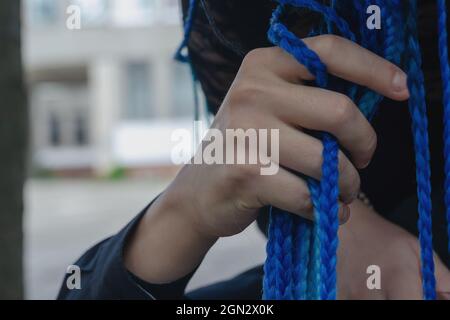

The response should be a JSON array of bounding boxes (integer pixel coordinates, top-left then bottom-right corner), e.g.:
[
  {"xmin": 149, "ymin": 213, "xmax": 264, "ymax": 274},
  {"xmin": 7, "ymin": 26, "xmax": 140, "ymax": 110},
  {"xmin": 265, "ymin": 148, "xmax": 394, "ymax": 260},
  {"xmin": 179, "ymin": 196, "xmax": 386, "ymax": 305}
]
[{"xmin": 0, "ymin": 0, "xmax": 27, "ymax": 299}]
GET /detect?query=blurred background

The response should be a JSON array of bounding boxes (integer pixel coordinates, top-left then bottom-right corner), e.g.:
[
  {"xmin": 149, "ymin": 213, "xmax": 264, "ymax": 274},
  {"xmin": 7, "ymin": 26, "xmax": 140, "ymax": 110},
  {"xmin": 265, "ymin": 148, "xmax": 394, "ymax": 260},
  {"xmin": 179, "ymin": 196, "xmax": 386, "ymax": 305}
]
[{"xmin": 0, "ymin": 0, "xmax": 267, "ymax": 299}]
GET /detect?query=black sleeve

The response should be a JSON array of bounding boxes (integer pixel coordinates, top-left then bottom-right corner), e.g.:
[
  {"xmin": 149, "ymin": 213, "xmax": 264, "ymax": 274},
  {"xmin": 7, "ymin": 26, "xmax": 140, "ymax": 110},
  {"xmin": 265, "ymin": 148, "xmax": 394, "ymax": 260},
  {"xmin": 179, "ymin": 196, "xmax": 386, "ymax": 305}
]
[{"xmin": 57, "ymin": 201, "xmax": 195, "ymax": 300}]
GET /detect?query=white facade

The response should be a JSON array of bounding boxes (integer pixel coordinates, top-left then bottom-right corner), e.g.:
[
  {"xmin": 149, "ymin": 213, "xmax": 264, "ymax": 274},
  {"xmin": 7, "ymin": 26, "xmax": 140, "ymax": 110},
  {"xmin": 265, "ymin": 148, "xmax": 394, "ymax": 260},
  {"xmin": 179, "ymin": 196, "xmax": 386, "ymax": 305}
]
[{"xmin": 24, "ymin": 0, "xmax": 198, "ymax": 174}]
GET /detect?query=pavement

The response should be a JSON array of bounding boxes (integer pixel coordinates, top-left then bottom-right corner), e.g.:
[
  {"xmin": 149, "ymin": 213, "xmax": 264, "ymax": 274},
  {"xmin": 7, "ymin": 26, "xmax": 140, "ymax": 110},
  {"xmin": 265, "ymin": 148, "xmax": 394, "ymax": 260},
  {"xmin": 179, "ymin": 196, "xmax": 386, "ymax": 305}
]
[{"xmin": 24, "ymin": 176, "xmax": 267, "ymax": 299}]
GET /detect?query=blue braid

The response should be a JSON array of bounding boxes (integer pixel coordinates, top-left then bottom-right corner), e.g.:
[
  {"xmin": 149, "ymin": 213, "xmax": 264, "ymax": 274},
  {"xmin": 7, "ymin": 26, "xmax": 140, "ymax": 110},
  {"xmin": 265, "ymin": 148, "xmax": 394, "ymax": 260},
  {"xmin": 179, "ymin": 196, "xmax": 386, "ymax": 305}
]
[
  {"xmin": 173, "ymin": 0, "xmax": 203, "ymax": 142},
  {"xmin": 272, "ymin": 209, "xmax": 295, "ymax": 299},
  {"xmin": 265, "ymin": 0, "xmax": 369, "ymax": 300},
  {"xmin": 262, "ymin": 207, "xmax": 277, "ymax": 299},
  {"xmin": 176, "ymin": 0, "xmax": 445, "ymax": 301},
  {"xmin": 277, "ymin": 0, "xmax": 356, "ymax": 42},
  {"xmin": 358, "ymin": 0, "xmax": 404, "ymax": 120},
  {"xmin": 326, "ymin": 0, "xmax": 337, "ymax": 33},
  {"xmin": 306, "ymin": 178, "xmax": 321, "ymax": 299},
  {"xmin": 437, "ymin": 0, "xmax": 450, "ymax": 257},
  {"xmin": 405, "ymin": 0, "xmax": 436, "ymax": 300},
  {"xmin": 264, "ymin": 0, "xmax": 438, "ymax": 301},
  {"xmin": 174, "ymin": 0, "xmax": 198, "ymax": 62},
  {"xmin": 317, "ymin": 134, "xmax": 339, "ymax": 300},
  {"xmin": 268, "ymin": 1, "xmax": 344, "ymax": 300},
  {"xmin": 383, "ymin": 0, "xmax": 404, "ymax": 65},
  {"xmin": 265, "ymin": 4, "xmax": 325, "ymax": 300},
  {"xmin": 268, "ymin": 6, "xmax": 328, "ymax": 87},
  {"xmin": 292, "ymin": 217, "xmax": 312, "ymax": 299},
  {"xmin": 307, "ymin": 220, "xmax": 321, "ymax": 299}
]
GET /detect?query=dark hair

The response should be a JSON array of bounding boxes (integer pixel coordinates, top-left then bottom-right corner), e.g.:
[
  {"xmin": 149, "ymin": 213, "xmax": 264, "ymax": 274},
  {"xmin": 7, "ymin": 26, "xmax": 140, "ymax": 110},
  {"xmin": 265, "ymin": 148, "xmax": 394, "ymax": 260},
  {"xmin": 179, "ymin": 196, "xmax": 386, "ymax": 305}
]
[{"xmin": 181, "ymin": 0, "xmax": 320, "ymax": 113}]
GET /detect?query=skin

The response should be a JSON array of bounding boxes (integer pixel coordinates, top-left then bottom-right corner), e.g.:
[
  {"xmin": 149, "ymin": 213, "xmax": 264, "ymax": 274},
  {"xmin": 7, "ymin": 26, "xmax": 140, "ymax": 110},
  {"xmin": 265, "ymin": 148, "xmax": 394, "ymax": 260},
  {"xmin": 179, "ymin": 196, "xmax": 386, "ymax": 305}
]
[{"xmin": 124, "ymin": 35, "xmax": 450, "ymax": 299}]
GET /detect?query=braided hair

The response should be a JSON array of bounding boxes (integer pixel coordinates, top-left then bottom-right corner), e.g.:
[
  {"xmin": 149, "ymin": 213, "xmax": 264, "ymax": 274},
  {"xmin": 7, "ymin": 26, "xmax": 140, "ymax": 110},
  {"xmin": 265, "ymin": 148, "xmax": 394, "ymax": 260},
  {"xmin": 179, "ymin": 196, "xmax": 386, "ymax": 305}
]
[{"xmin": 176, "ymin": 0, "xmax": 450, "ymax": 300}]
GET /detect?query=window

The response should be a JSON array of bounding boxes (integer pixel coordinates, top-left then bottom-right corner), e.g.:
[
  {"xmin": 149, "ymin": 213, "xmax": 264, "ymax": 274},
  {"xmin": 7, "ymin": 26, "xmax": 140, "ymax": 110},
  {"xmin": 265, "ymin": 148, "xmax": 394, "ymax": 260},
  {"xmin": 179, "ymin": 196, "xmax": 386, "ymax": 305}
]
[
  {"xmin": 170, "ymin": 63, "xmax": 195, "ymax": 117},
  {"xmin": 74, "ymin": 111, "xmax": 89, "ymax": 146},
  {"xmin": 124, "ymin": 62, "xmax": 152, "ymax": 119},
  {"xmin": 73, "ymin": 0, "xmax": 109, "ymax": 26},
  {"xmin": 28, "ymin": 0, "xmax": 58, "ymax": 26},
  {"xmin": 158, "ymin": 0, "xmax": 180, "ymax": 24},
  {"xmin": 35, "ymin": 82, "xmax": 89, "ymax": 148},
  {"xmin": 49, "ymin": 112, "xmax": 61, "ymax": 146},
  {"xmin": 111, "ymin": 0, "xmax": 155, "ymax": 26},
  {"xmin": 138, "ymin": 0, "xmax": 155, "ymax": 10},
  {"xmin": 109, "ymin": 0, "xmax": 179, "ymax": 27}
]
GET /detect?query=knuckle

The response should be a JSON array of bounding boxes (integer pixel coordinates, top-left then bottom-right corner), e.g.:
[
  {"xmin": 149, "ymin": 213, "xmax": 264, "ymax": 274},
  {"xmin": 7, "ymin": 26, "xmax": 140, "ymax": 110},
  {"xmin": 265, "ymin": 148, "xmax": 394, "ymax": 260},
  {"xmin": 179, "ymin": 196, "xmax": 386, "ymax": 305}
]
[
  {"xmin": 242, "ymin": 47, "xmax": 272, "ymax": 68},
  {"xmin": 225, "ymin": 164, "xmax": 258, "ymax": 192},
  {"xmin": 233, "ymin": 164, "xmax": 259, "ymax": 181},
  {"xmin": 314, "ymin": 34, "xmax": 343, "ymax": 58},
  {"xmin": 223, "ymin": 88, "xmax": 256, "ymax": 126},
  {"xmin": 227, "ymin": 77, "xmax": 266, "ymax": 110},
  {"xmin": 221, "ymin": 102, "xmax": 243, "ymax": 128},
  {"xmin": 332, "ymin": 94, "xmax": 357, "ymax": 127},
  {"xmin": 235, "ymin": 81, "xmax": 263, "ymax": 104},
  {"xmin": 297, "ymin": 191, "xmax": 314, "ymax": 214},
  {"xmin": 229, "ymin": 47, "xmax": 281, "ymax": 111}
]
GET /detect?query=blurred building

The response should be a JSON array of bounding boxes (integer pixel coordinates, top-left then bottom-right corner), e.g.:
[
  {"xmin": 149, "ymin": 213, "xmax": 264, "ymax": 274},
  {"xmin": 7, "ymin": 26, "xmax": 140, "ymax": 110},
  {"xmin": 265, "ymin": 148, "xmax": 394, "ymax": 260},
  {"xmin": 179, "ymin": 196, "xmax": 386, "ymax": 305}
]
[{"xmin": 23, "ymin": 0, "xmax": 197, "ymax": 175}]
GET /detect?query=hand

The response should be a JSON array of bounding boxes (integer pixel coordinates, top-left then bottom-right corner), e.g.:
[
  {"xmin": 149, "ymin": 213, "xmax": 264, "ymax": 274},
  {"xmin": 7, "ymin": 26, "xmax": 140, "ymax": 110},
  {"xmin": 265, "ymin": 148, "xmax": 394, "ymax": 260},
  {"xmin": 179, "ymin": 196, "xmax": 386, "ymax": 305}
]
[
  {"xmin": 125, "ymin": 35, "xmax": 410, "ymax": 283},
  {"xmin": 338, "ymin": 200, "xmax": 450, "ymax": 300},
  {"xmin": 166, "ymin": 35, "xmax": 409, "ymax": 238}
]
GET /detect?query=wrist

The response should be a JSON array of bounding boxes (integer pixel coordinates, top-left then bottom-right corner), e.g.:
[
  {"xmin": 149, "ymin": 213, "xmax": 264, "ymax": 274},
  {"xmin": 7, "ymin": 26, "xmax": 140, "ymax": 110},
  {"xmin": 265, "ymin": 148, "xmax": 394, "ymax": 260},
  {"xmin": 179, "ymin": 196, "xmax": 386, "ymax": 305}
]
[
  {"xmin": 157, "ymin": 185, "xmax": 218, "ymax": 243},
  {"xmin": 158, "ymin": 177, "xmax": 218, "ymax": 242},
  {"xmin": 124, "ymin": 188, "xmax": 217, "ymax": 284}
]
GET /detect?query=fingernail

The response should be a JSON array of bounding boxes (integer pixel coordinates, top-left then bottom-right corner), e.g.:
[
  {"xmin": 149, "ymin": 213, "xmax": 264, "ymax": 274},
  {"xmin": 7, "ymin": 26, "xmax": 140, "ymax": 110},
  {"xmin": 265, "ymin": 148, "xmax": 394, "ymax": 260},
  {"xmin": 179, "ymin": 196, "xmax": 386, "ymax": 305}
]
[
  {"xmin": 392, "ymin": 70, "xmax": 408, "ymax": 93},
  {"xmin": 358, "ymin": 157, "xmax": 371, "ymax": 169},
  {"xmin": 342, "ymin": 193, "xmax": 357, "ymax": 205},
  {"xmin": 338, "ymin": 204, "xmax": 350, "ymax": 225}
]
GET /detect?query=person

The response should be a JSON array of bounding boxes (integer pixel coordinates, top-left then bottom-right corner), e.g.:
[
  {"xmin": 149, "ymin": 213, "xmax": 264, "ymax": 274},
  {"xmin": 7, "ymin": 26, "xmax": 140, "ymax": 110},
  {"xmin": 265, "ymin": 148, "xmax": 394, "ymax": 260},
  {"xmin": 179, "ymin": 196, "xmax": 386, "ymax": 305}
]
[{"xmin": 58, "ymin": 0, "xmax": 450, "ymax": 300}]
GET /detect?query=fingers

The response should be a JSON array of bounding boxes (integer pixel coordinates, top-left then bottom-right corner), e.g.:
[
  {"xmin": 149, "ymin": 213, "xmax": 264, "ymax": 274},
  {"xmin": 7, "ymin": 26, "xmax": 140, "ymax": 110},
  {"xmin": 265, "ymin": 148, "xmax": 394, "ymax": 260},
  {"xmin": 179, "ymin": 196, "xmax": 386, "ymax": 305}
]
[
  {"xmin": 275, "ymin": 84, "xmax": 377, "ymax": 168},
  {"xmin": 252, "ymin": 165, "xmax": 350, "ymax": 224},
  {"xmin": 242, "ymin": 47, "xmax": 316, "ymax": 83},
  {"xmin": 303, "ymin": 35, "xmax": 410, "ymax": 101},
  {"xmin": 276, "ymin": 120, "xmax": 360, "ymax": 204},
  {"xmin": 240, "ymin": 39, "xmax": 394, "ymax": 169},
  {"xmin": 251, "ymin": 36, "xmax": 409, "ymax": 101}
]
